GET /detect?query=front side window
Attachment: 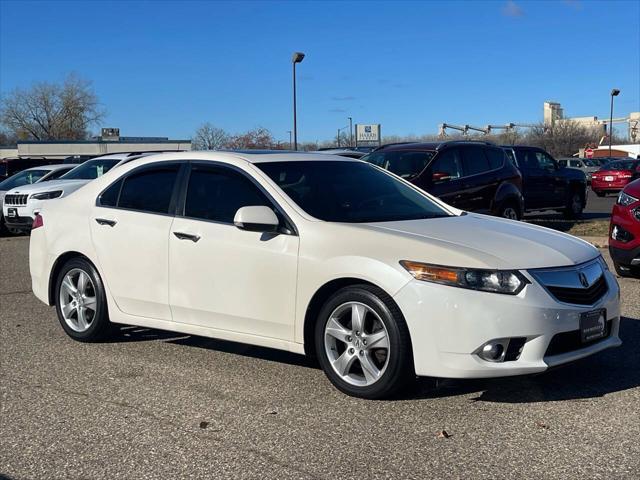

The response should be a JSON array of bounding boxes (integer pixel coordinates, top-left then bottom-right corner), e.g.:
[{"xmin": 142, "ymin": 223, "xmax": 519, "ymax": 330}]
[
  {"xmin": 61, "ymin": 159, "xmax": 121, "ymax": 180},
  {"xmin": 257, "ymin": 160, "xmax": 451, "ymax": 223},
  {"xmin": 184, "ymin": 166, "xmax": 270, "ymax": 223},
  {"xmin": 461, "ymin": 146, "xmax": 491, "ymax": 176},
  {"xmin": 0, "ymin": 169, "xmax": 49, "ymax": 191},
  {"xmin": 536, "ymin": 152, "xmax": 556, "ymax": 170},
  {"xmin": 117, "ymin": 165, "xmax": 180, "ymax": 214},
  {"xmin": 363, "ymin": 150, "xmax": 435, "ymax": 179}
]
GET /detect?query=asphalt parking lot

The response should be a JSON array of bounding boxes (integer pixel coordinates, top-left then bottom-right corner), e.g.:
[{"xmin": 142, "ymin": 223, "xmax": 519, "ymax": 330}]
[{"xmin": 1, "ymin": 235, "xmax": 638, "ymax": 479}]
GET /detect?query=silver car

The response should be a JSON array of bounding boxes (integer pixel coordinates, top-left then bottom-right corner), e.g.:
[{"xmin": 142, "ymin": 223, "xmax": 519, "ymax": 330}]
[{"xmin": 558, "ymin": 158, "xmax": 600, "ymax": 183}]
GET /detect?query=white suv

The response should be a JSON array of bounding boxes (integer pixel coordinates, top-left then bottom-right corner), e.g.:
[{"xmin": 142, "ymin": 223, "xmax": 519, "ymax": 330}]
[
  {"xmin": 3, "ymin": 153, "xmax": 142, "ymax": 232},
  {"xmin": 28, "ymin": 151, "xmax": 621, "ymax": 399}
]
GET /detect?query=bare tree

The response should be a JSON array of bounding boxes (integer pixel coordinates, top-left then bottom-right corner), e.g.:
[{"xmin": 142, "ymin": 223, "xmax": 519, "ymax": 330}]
[
  {"xmin": 0, "ymin": 74, "xmax": 104, "ymax": 140},
  {"xmin": 192, "ymin": 123, "xmax": 229, "ymax": 150},
  {"xmin": 524, "ymin": 121, "xmax": 604, "ymax": 157},
  {"xmin": 224, "ymin": 127, "xmax": 274, "ymax": 149}
]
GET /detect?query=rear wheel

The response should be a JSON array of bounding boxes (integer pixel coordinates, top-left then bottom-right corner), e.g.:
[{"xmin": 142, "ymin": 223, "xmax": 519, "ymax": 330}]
[
  {"xmin": 314, "ymin": 284, "xmax": 414, "ymax": 399},
  {"xmin": 55, "ymin": 257, "xmax": 112, "ymax": 342},
  {"xmin": 596, "ymin": 191, "xmax": 606, "ymax": 198},
  {"xmin": 563, "ymin": 190, "xmax": 584, "ymax": 219}
]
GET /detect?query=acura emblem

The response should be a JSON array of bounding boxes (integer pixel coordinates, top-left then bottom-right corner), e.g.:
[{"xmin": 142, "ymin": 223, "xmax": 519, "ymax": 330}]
[{"xmin": 578, "ymin": 272, "xmax": 589, "ymax": 288}]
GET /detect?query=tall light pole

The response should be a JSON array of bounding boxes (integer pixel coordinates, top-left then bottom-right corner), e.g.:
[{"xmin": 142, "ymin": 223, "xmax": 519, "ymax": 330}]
[
  {"xmin": 287, "ymin": 130, "xmax": 292, "ymax": 150},
  {"xmin": 292, "ymin": 52, "xmax": 305, "ymax": 150},
  {"xmin": 609, "ymin": 88, "xmax": 620, "ymax": 158},
  {"xmin": 348, "ymin": 117, "xmax": 353, "ymax": 147}
]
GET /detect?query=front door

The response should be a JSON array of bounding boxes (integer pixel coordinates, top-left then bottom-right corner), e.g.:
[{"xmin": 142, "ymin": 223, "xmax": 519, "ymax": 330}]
[{"xmin": 168, "ymin": 163, "xmax": 299, "ymax": 341}]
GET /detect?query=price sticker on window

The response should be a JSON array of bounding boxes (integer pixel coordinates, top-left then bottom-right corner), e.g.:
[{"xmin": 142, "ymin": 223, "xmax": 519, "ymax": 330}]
[{"xmin": 96, "ymin": 165, "xmax": 104, "ymax": 177}]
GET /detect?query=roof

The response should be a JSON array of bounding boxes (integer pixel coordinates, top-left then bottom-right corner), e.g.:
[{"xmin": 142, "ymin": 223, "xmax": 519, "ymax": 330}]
[
  {"xmin": 375, "ymin": 140, "xmax": 496, "ymax": 151},
  {"xmin": 126, "ymin": 150, "xmax": 359, "ymax": 167},
  {"xmin": 20, "ymin": 163, "xmax": 71, "ymax": 172}
]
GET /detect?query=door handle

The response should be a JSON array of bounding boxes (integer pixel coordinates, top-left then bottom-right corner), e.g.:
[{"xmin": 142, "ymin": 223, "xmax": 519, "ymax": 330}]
[
  {"xmin": 95, "ymin": 218, "xmax": 117, "ymax": 227},
  {"xmin": 173, "ymin": 232, "xmax": 201, "ymax": 242}
]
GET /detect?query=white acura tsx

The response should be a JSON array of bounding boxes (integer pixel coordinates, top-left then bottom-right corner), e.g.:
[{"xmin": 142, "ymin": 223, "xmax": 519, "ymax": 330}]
[{"xmin": 29, "ymin": 151, "xmax": 621, "ymax": 398}]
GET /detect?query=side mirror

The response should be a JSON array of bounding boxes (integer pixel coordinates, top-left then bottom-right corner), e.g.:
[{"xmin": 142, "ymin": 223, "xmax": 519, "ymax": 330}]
[
  {"xmin": 432, "ymin": 171, "xmax": 451, "ymax": 183},
  {"xmin": 233, "ymin": 206, "xmax": 280, "ymax": 232}
]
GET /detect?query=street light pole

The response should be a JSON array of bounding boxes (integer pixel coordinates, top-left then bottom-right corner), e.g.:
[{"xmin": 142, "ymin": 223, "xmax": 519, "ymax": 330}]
[
  {"xmin": 292, "ymin": 52, "xmax": 305, "ymax": 151},
  {"xmin": 348, "ymin": 117, "xmax": 353, "ymax": 147},
  {"xmin": 609, "ymin": 88, "xmax": 620, "ymax": 158},
  {"xmin": 287, "ymin": 130, "xmax": 292, "ymax": 150}
]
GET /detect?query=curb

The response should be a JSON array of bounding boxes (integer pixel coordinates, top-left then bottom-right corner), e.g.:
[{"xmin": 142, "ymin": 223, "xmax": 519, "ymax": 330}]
[{"xmin": 579, "ymin": 236, "xmax": 609, "ymax": 249}]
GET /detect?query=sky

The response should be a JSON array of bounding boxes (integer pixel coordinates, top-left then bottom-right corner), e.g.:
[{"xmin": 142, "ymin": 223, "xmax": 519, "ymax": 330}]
[{"xmin": 1, "ymin": 0, "xmax": 639, "ymax": 143}]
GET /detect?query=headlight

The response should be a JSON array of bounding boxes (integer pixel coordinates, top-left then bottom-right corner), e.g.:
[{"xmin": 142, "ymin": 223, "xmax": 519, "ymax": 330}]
[
  {"xmin": 30, "ymin": 190, "xmax": 63, "ymax": 200},
  {"xmin": 400, "ymin": 260, "xmax": 528, "ymax": 295},
  {"xmin": 617, "ymin": 191, "xmax": 639, "ymax": 206}
]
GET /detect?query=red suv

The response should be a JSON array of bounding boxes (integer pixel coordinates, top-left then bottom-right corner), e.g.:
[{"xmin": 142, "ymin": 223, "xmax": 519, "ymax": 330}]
[
  {"xmin": 591, "ymin": 159, "xmax": 640, "ymax": 197},
  {"xmin": 609, "ymin": 178, "xmax": 640, "ymax": 277}
]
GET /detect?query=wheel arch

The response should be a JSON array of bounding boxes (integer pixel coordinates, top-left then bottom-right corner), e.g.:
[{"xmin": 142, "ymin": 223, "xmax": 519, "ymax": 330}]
[
  {"xmin": 48, "ymin": 251, "xmax": 97, "ymax": 305},
  {"xmin": 492, "ymin": 182, "xmax": 524, "ymax": 216},
  {"xmin": 302, "ymin": 277, "xmax": 408, "ymax": 360}
]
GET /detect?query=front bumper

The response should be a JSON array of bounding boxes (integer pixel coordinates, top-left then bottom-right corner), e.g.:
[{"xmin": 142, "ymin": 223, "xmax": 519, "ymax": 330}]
[
  {"xmin": 609, "ymin": 245, "xmax": 640, "ymax": 267},
  {"xmin": 2, "ymin": 203, "xmax": 40, "ymax": 231},
  {"xmin": 393, "ymin": 269, "xmax": 621, "ymax": 379}
]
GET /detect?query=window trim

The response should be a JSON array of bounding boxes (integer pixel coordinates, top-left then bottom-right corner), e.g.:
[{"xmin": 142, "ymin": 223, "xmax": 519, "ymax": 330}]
[
  {"xmin": 95, "ymin": 161, "xmax": 186, "ymax": 218},
  {"xmin": 175, "ymin": 161, "xmax": 299, "ymax": 236}
]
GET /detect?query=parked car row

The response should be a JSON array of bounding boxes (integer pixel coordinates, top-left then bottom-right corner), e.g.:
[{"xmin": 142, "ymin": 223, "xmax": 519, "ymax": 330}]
[
  {"xmin": 362, "ymin": 141, "xmax": 587, "ymax": 220},
  {"xmin": 27, "ymin": 151, "xmax": 621, "ymax": 399},
  {"xmin": 591, "ymin": 158, "xmax": 640, "ymax": 197}
]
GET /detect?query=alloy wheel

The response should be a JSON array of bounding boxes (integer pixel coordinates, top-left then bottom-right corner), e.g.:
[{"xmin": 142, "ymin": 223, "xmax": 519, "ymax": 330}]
[
  {"xmin": 502, "ymin": 207, "xmax": 519, "ymax": 220},
  {"xmin": 324, "ymin": 301, "xmax": 390, "ymax": 387},
  {"xmin": 59, "ymin": 268, "xmax": 98, "ymax": 333}
]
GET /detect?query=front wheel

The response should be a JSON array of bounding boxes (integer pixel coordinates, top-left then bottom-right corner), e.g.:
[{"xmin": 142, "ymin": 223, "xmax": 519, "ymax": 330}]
[
  {"xmin": 497, "ymin": 201, "xmax": 521, "ymax": 220},
  {"xmin": 314, "ymin": 285, "xmax": 414, "ymax": 399},
  {"xmin": 55, "ymin": 257, "xmax": 112, "ymax": 342}
]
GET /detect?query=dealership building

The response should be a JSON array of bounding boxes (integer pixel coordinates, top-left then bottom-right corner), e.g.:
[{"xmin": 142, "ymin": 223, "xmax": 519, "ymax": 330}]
[{"xmin": 0, "ymin": 129, "xmax": 191, "ymax": 160}]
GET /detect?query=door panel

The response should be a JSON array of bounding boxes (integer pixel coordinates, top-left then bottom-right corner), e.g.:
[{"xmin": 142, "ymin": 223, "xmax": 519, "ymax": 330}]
[
  {"xmin": 90, "ymin": 208, "xmax": 174, "ymax": 320},
  {"xmin": 168, "ymin": 164, "xmax": 299, "ymax": 341},
  {"xmin": 169, "ymin": 219, "xmax": 299, "ymax": 340}
]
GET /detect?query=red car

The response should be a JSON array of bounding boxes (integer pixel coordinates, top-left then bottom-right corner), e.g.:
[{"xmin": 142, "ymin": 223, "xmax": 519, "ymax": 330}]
[
  {"xmin": 591, "ymin": 159, "xmax": 640, "ymax": 197},
  {"xmin": 609, "ymin": 178, "xmax": 640, "ymax": 277}
]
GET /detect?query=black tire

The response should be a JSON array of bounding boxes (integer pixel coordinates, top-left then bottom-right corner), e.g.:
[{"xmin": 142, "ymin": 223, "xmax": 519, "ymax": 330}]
[
  {"xmin": 596, "ymin": 191, "xmax": 606, "ymax": 198},
  {"xmin": 613, "ymin": 261, "xmax": 640, "ymax": 279},
  {"xmin": 563, "ymin": 189, "xmax": 584, "ymax": 219},
  {"xmin": 54, "ymin": 257, "xmax": 112, "ymax": 342},
  {"xmin": 314, "ymin": 284, "xmax": 414, "ymax": 399},
  {"xmin": 497, "ymin": 200, "xmax": 522, "ymax": 221},
  {"xmin": 0, "ymin": 215, "xmax": 8, "ymax": 236}
]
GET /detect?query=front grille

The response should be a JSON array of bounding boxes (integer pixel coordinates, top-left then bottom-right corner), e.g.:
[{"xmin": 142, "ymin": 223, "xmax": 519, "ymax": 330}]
[
  {"xmin": 4, "ymin": 194, "xmax": 28, "ymax": 205},
  {"xmin": 545, "ymin": 320, "xmax": 612, "ymax": 357},
  {"xmin": 546, "ymin": 275, "xmax": 608, "ymax": 305}
]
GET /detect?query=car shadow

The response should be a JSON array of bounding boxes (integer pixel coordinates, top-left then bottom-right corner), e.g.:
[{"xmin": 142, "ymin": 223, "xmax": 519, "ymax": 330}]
[
  {"xmin": 109, "ymin": 317, "xmax": 639, "ymax": 403},
  {"xmin": 405, "ymin": 316, "xmax": 640, "ymax": 403}
]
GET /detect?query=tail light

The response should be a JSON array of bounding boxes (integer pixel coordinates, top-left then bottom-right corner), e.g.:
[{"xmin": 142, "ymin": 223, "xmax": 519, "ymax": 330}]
[
  {"xmin": 620, "ymin": 172, "xmax": 632, "ymax": 178},
  {"xmin": 32, "ymin": 213, "xmax": 44, "ymax": 229}
]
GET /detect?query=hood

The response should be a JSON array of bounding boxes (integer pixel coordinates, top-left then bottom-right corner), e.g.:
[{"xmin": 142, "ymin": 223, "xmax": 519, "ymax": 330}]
[
  {"xmin": 6, "ymin": 179, "xmax": 90, "ymax": 195},
  {"xmin": 356, "ymin": 213, "xmax": 598, "ymax": 270},
  {"xmin": 624, "ymin": 178, "xmax": 640, "ymax": 197}
]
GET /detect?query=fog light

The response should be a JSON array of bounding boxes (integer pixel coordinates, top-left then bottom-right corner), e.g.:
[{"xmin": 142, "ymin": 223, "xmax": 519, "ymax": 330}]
[
  {"xmin": 477, "ymin": 340, "xmax": 508, "ymax": 362},
  {"xmin": 611, "ymin": 225, "xmax": 634, "ymax": 243}
]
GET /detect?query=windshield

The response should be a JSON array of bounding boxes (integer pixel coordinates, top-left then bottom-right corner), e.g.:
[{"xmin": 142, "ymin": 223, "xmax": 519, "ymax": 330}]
[
  {"xmin": 0, "ymin": 169, "xmax": 49, "ymax": 191},
  {"xmin": 61, "ymin": 159, "xmax": 121, "ymax": 180},
  {"xmin": 362, "ymin": 150, "xmax": 435, "ymax": 179},
  {"xmin": 600, "ymin": 160, "xmax": 635, "ymax": 171},
  {"xmin": 583, "ymin": 159, "xmax": 598, "ymax": 167},
  {"xmin": 256, "ymin": 160, "xmax": 451, "ymax": 223}
]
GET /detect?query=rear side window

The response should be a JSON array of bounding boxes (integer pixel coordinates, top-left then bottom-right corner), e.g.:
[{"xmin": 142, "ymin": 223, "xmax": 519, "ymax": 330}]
[
  {"xmin": 184, "ymin": 166, "xmax": 271, "ymax": 223},
  {"xmin": 99, "ymin": 179, "xmax": 123, "ymax": 207},
  {"xmin": 117, "ymin": 165, "xmax": 180, "ymax": 214},
  {"xmin": 485, "ymin": 147, "xmax": 505, "ymax": 170},
  {"xmin": 461, "ymin": 146, "xmax": 491, "ymax": 176},
  {"xmin": 364, "ymin": 150, "xmax": 435, "ymax": 179}
]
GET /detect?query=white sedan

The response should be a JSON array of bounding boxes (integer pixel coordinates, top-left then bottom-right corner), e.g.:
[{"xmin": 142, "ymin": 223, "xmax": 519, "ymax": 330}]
[{"xmin": 29, "ymin": 152, "xmax": 621, "ymax": 398}]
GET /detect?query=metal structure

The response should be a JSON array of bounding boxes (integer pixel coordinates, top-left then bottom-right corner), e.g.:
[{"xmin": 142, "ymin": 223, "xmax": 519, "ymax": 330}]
[
  {"xmin": 291, "ymin": 52, "xmax": 305, "ymax": 150},
  {"xmin": 438, "ymin": 122, "xmax": 537, "ymax": 138}
]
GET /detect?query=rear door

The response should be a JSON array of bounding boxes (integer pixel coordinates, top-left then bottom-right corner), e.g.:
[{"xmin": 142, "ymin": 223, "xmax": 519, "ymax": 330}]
[
  {"xmin": 459, "ymin": 145, "xmax": 497, "ymax": 213},
  {"xmin": 517, "ymin": 148, "xmax": 554, "ymax": 209},
  {"xmin": 90, "ymin": 162, "xmax": 183, "ymax": 320}
]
